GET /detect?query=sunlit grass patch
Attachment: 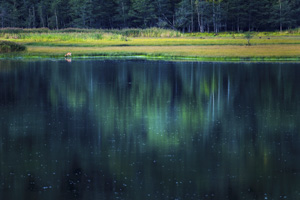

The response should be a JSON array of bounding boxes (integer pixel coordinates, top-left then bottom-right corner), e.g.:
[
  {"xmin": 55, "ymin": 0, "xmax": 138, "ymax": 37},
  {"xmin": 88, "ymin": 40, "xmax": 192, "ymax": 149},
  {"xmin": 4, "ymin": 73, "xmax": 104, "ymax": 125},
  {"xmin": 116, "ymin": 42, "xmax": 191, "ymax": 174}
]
[
  {"xmin": 1, "ymin": 28, "xmax": 300, "ymax": 61},
  {"xmin": 10, "ymin": 45, "xmax": 299, "ymax": 61},
  {"xmin": 1, "ymin": 28, "xmax": 300, "ymax": 48},
  {"xmin": 4, "ymin": 35, "xmax": 300, "ymax": 48}
]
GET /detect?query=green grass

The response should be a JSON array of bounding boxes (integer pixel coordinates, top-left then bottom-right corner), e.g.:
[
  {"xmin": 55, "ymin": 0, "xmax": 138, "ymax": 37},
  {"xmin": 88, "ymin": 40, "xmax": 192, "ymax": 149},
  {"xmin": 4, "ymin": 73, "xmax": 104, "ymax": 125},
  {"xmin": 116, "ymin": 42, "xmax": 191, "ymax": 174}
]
[
  {"xmin": 2, "ymin": 28, "xmax": 300, "ymax": 46},
  {"xmin": 0, "ymin": 45, "xmax": 297, "ymax": 61},
  {"xmin": 1, "ymin": 28, "xmax": 300, "ymax": 61},
  {"xmin": 0, "ymin": 27, "xmax": 182, "ymax": 38}
]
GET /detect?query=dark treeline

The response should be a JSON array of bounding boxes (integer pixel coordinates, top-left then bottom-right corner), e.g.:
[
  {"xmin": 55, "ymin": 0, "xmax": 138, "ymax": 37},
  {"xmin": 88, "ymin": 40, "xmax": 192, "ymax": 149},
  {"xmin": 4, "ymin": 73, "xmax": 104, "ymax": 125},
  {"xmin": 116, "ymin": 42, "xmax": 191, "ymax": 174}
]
[{"xmin": 0, "ymin": 0, "xmax": 299, "ymax": 32}]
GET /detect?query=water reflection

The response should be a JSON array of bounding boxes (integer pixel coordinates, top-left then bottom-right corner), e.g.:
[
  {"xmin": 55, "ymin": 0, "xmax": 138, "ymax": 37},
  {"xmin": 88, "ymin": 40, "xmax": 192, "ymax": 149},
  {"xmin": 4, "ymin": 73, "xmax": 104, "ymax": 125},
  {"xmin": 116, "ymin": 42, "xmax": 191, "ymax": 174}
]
[{"xmin": 0, "ymin": 60, "xmax": 300, "ymax": 200}]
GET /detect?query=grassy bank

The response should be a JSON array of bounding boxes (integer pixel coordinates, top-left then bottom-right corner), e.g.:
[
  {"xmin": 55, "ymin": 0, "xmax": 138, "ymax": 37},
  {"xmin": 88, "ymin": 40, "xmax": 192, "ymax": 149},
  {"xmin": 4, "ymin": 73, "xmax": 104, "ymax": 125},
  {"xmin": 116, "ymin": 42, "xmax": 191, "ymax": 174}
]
[
  {"xmin": 0, "ymin": 45, "xmax": 297, "ymax": 61},
  {"xmin": 1, "ymin": 28, "xmax": 300, "ymax": 61}
]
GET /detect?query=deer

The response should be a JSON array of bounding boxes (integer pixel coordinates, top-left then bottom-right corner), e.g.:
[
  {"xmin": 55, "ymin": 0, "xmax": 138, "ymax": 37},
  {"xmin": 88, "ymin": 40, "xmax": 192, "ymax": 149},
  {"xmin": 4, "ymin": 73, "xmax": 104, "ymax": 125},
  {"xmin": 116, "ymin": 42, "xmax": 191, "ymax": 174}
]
[{"xmin": 65, "ymin": 52, "xmax": 72, "ymax": 57}]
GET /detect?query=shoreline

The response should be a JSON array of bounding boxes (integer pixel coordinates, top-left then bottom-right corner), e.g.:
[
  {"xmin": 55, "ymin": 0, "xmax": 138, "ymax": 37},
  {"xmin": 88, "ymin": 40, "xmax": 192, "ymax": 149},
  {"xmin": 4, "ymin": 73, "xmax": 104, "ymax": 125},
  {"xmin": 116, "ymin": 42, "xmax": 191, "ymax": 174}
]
[{"xmin": 1, "ymin": 54, "xmax": 300, "ymax": 62}]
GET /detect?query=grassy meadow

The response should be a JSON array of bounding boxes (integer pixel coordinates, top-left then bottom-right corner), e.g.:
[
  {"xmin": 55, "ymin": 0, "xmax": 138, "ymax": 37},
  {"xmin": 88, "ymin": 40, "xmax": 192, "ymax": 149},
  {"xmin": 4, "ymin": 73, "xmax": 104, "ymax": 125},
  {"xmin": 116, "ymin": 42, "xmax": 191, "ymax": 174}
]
[{"xmin": 1, "ymin": 28, "xmax": 300, "ymax": 61}]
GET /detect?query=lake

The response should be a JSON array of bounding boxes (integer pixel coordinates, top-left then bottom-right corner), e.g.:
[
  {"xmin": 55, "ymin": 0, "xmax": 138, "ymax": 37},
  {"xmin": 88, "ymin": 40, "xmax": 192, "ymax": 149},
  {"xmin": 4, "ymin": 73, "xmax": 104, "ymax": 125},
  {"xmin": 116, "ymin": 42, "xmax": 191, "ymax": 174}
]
[{"xmin": 0, "ymin": 59, "xmax": 300, "ymax": 200}]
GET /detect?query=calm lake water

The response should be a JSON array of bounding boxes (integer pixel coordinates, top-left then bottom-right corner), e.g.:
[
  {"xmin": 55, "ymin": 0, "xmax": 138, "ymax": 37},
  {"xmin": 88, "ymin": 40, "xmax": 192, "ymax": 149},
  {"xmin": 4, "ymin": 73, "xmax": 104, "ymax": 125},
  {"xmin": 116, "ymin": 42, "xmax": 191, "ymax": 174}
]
[{"xmin": 0, "ymin": 59, "xmax": 300, "ymax": 200}]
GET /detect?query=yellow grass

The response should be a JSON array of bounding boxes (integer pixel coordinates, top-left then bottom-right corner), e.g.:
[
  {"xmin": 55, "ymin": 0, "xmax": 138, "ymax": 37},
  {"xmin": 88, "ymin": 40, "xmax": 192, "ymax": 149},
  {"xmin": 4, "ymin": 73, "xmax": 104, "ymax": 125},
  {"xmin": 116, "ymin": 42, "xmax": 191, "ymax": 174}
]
[
  {"xmin": 26, "ymin": 45, "xmax": 300, "ymax": 58},
  {"xmin": 2, "ymin": 29, "xmax": 300, "ymax": 60}
]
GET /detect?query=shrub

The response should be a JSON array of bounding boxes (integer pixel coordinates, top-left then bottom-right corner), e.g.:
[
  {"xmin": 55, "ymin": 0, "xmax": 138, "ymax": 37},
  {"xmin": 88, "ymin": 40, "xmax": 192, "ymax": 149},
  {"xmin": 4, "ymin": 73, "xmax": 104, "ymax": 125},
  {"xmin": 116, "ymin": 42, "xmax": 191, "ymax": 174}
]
[
  {"xmin": 95, "ymin": 33, "xmax": 103, "ymax": 40},
  {"xmin": 244, "ymin": 32, "xmax": 254, "ymax": 46},
  {"xmin": 0, "ymin": 28, "xmax": 50, "ymax": 34},
  {"xmin": 0, "ymin": 41, "xmax": 26, "ymax": 53}
]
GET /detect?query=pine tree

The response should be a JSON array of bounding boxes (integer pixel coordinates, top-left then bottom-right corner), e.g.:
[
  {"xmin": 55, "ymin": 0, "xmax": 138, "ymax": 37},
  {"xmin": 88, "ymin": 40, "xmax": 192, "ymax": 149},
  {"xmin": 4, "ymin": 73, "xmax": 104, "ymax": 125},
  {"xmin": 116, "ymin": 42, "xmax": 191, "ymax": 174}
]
[
  {"xmin": 271, "ymin": 0, "xmax": 294, "ymax": 31},
  {"xmin": 69, "ymin": 0, "xmax": 93, "ymax": 28},
  {"xmin": 0, "ymin": 0, "xmax": 10, "ymax": 27},
  {"xmin": 113, "ymin": 0, "xmax": 131, "ymax": 28},
  {"xmin": 129, "ymin": 0, "xmax": 156, "ymax": 28},
  {"xmin": 153, "ymin": 0, "xmax": 173, "ymax": 28},
  {"xmin": 174, "ymin": 0, "xmax": 191, "ymax": 31},
  {"xmin": 195, "ymin": 0, "xmax": 210, "ymax": 32}
]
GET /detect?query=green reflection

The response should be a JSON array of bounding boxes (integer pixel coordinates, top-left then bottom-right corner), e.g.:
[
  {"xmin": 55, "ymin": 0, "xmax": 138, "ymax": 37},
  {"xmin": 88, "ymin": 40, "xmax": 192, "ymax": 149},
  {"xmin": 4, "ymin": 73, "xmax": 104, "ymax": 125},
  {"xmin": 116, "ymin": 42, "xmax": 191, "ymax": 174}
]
[{"xmin": 0, "ymin": 60, "xmax": 300, "ymax": 200}]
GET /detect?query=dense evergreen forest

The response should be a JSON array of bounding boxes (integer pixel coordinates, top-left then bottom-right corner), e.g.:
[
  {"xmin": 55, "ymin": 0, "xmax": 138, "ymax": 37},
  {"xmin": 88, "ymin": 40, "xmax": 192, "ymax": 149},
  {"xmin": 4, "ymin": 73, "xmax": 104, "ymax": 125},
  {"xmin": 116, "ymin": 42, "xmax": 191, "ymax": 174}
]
[{"xmin": 0, "ymin": 0, "xmax": 299, "ymax": 32}]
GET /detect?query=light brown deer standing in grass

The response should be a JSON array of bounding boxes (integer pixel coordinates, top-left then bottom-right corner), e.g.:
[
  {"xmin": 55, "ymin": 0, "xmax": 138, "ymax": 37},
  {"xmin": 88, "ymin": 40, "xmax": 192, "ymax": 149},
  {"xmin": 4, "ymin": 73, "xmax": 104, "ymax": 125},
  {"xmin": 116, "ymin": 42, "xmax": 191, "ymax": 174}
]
[{"xmin": 65, "ymin": 52, "xmax": 72, "ymax": 57}]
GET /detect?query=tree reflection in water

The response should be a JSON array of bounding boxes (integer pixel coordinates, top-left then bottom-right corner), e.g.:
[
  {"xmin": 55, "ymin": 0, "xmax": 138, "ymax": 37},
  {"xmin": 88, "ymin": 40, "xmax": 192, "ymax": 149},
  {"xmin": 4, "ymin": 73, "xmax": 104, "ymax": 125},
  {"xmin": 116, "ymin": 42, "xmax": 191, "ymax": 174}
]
[{"xmin": 0, "ymin": 60, "xmax": 300, "ymax": 200}]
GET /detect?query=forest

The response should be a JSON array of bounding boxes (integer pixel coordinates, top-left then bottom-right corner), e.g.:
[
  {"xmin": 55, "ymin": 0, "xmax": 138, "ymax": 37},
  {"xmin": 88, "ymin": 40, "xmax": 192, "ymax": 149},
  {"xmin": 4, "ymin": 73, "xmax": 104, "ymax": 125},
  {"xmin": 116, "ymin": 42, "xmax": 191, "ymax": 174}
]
[{"xmin": 0, "ymin": 0, "xmax": 299, "ymax": 32}]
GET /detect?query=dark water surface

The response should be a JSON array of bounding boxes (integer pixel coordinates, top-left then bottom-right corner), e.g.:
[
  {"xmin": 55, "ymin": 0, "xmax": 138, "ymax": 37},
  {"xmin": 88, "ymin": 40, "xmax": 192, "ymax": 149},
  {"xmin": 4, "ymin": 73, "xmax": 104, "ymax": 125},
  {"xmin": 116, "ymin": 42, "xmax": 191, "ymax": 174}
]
[{"xmin": 0, "ymin": 60, "xmax": 300, "ymax": 200}]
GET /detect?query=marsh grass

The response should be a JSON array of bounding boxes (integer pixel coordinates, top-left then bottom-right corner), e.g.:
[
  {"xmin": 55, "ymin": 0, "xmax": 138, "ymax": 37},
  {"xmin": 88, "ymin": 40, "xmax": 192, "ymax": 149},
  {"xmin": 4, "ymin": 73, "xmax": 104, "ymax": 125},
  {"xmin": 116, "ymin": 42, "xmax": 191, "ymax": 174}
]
[
  {"xmin": 5, "ymin": 45, "xmax": 298, "ymax": 61},
  {"xmin": 0, "ymin": 27, "xmax": 182, "ymax": 38},
  {"xmin": 1, "ymin": 28, "xmax": 300, "ymax": 47},
  {"xmin": 1, "ymin": 28, "xmax": 300, "ymax": 61}
]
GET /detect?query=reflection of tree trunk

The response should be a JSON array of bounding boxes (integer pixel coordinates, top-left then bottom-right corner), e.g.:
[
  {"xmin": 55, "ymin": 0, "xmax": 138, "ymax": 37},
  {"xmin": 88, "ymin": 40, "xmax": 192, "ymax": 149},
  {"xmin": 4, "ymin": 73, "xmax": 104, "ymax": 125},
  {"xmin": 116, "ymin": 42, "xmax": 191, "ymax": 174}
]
[
  {"xmin": 218, "ymin": 68, "xmax": 220, "ymax": 112},
  {"xmin": 227, "ymin": 75, "xmax": 230, "ymax": 103},
  {"xmin": 212, "ymin": 66, "xmax": 215, "ymax": 120}
]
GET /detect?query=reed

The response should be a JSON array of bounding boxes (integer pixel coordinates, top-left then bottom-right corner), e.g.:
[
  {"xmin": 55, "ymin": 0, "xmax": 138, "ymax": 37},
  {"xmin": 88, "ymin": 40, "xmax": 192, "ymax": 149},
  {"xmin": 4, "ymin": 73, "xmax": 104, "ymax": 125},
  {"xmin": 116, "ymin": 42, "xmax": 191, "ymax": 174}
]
[{"xmin": 0, "ymin": 27, "xmax": 182, "ymax": 38}]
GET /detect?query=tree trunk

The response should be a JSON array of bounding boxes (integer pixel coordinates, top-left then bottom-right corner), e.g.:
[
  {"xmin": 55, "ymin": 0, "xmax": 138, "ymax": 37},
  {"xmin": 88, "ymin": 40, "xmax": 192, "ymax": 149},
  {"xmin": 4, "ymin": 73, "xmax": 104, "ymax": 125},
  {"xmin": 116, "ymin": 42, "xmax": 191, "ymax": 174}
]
[
  {"xmin": 33, "ymin": 6, "xmax": 36, "ymax": 28},
  {"xmin": 47, "ymin": 14, "xmax": 49, "ymax": 28},
  {"xmin": 121, "ymin": 1, "xmax": 126, "ymax": 27},
  {"xmin": 201, "ymin": 13, "xmax": 204, "ymax": 32},
  {"xmin": 197, "ymin": 7, "xmax": 201, "ymax": 32},
  {"xmin": 207, "ymin": 22, "xmax": 210, "ymax": 33},
  {"xmin": 279, "ymin": 0, "xmax": 282, "ymax": 31},
  {"xmin": 248, "ymin": 12, "xmax": 251, "ymax": 31},
  {"xmin": 0, "ymin": 9, "xmax": 4, "ymax": 28},
  {"xmin": 218, "ymin": 0, "xmax": 221, "ymax": 32},
  {"xmin": 213, "ymin": 0, "xmax": 216, "ymax": 32},
  {"xmin": 191, "ymin": 0, "xmax": 193, "ymax": 32},
  {"xmin": 237, "ymin": 16, "xmax": 240, "ymax": 32},
  {"xmin": 39, "ymin": 5, "xmax": 45, "ymax": 27},
  {"xmin": 196, "ymin": 0, "xmax": 204, "ymax": 32},
  {"xmin": 55, "ymin": 9, "xmax": 58, "ymax": 29},
  {"xmin": 28, "ymin": 8, "xmax": 31, "ymax": 28}
]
